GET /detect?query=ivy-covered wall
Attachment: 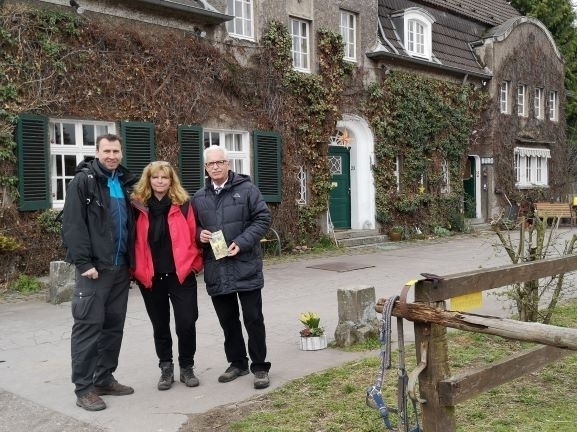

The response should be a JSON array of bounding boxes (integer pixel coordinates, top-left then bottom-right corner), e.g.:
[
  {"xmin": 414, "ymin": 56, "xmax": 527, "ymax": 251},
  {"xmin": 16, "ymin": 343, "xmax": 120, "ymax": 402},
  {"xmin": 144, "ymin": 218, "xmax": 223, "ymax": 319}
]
[
  {"xmin": 0, "ymin": 4, "xmax": 352, "ymax": 279},
  {"xmin": 478, "ymin": 23, "xmax": 568, "ymax": 209},
  {"xmin": 365, "ymin": 71, "xmax": 486, "ymax": 232}
]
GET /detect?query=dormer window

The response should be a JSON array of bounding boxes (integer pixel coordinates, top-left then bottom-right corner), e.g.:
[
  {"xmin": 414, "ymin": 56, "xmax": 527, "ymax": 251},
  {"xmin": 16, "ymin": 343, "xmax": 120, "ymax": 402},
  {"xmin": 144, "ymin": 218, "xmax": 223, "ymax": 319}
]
[{"xmin": 395, "ymin": 8, "xmax": 435, "ymax": 60}]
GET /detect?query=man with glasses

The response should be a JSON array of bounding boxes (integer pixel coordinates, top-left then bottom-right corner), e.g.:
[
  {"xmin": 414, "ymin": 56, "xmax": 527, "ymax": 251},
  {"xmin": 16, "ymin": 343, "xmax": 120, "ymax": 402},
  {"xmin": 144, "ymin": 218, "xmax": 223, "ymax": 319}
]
[{"xmin": 193, "ymin": 145, "xmax": 272, "ymax": 389}]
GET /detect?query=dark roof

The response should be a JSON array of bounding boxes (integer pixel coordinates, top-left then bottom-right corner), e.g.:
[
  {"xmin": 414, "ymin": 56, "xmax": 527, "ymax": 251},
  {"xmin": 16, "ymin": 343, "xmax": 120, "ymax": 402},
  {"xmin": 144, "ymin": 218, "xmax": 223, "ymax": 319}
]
[
  {"xmin": 419, "ymin": 0, "xmax": 520, "ymax": 26},
  {"xmin": 135, "ymin": 0, "xmax": 233, "ymax": 25},
  {"xmin": 374, "ymin": 0, "xmax": 522, "ymax": 78}
]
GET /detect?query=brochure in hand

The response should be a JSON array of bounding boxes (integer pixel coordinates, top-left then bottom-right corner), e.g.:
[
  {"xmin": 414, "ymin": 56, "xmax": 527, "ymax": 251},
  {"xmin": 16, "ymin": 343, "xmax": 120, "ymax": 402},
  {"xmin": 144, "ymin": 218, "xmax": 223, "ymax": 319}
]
[{"xmin": 210, "ymin": 230, "xmax": 229, "ymax": 260}]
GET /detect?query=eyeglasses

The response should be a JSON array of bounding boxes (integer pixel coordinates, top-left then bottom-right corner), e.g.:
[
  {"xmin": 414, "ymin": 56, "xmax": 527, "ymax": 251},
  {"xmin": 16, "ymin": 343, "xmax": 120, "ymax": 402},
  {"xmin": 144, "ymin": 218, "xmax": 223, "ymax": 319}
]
[{"xmin": 205, "ymin": 160, "xmax": 228, "ymax": 169}]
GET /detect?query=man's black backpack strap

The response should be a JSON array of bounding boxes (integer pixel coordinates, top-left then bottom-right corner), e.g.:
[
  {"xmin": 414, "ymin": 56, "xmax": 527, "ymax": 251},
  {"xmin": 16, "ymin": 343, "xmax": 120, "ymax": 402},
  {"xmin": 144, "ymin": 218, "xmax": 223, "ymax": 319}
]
[{"xmin": 55, "ymin": 168, "xmax": 96, "ymax": 223}]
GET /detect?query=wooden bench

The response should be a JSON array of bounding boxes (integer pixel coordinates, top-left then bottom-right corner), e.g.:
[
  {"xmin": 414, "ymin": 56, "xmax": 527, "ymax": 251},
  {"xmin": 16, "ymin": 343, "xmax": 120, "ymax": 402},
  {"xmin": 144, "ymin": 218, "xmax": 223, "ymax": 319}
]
[{"xmin": 534, "ymin": 202, "xmax": 575, "ymax": 225}]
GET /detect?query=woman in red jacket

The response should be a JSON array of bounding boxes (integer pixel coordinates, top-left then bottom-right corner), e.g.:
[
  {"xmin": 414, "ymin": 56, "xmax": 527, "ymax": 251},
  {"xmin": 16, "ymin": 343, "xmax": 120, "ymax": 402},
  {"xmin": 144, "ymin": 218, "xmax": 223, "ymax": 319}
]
[{"xmin": 131, "ymin": 161, "xmax": 203, "ymax": 391}]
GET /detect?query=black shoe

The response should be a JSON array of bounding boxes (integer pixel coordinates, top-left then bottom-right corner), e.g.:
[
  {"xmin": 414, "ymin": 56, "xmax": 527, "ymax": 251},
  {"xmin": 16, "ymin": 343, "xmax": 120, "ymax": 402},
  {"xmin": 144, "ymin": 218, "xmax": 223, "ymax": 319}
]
[
  {"xmin": 254, "ymin": 371, "xmax": 270, "ymax": 389},
  {"xmin": 76, "ymin": 391, "xmax": 106, "ymax": 411},
  {"xmin": 218, "ymin": 366, "xmax": 249, "ymax": 383},
  {"xmin": 94, "ymin": 380, "xmax": 134, "ymax": 396},
  {"xmin": 180, "ymin": 365, "xmax": 200, "ymax": 387},
  {"xmin": 158, "ymin": 362, "xmax": 174, "ymax": 391}
]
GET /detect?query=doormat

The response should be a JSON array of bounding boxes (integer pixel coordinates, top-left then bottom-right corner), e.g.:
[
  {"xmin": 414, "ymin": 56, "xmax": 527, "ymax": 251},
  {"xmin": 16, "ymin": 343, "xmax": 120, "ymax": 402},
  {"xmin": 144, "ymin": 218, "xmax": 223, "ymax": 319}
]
[{"xmin": 306, "ymin": 262, "xmax": 375, "ymax": 272}]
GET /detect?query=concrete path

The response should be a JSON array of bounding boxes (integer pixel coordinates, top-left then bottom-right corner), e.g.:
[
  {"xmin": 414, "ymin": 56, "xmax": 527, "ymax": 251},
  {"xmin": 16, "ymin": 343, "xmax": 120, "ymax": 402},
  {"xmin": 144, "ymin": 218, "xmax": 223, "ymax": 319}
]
[{"xmin": 0, "ymin": 228, "xmax": 569, "ymax": 432}]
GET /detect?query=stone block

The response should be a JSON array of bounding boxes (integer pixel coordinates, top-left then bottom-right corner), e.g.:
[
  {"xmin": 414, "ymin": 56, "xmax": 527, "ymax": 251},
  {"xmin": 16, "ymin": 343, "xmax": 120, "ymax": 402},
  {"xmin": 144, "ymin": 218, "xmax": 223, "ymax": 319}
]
[
  {"xmin": 47, "ymin": 261, "xmax": 75, "ymax": 304},
  {"xmin": 334, "ymin": 286, "xmax": 379, "ymax": 347},
  {"xmin": 337, "ymin": 285, "xmax": 377, "ymax": 323}
]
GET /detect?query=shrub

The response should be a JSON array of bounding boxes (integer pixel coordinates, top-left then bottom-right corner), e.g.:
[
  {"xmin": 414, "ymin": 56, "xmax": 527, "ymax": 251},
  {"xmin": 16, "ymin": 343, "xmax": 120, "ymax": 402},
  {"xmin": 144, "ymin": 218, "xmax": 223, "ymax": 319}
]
[
  {"xmin": 9, "ymin": 274, "xmax": 41, "ymax": 294},
  {"xmin": 0, "ymin": 233, "xmax": 23, "ymax": 253}
]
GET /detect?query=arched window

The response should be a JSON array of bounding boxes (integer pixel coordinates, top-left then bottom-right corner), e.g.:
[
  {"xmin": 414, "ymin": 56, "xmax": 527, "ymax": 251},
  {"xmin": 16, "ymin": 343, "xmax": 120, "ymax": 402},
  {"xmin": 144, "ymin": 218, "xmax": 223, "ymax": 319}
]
[{"xmin": 400, "ymin": 8, "xmax": 435, "ymax": 60}]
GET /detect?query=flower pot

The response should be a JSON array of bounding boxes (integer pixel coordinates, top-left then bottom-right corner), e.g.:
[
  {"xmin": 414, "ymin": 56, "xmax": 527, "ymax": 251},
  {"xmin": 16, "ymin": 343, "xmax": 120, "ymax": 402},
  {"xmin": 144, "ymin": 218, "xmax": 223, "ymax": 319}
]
[
  {"xmin": 388, "ymin": 230, "xmax": 402, "ymax": 241},
  {"xmin": 300, "ymin": 335, "xmax": 327, "ymax": 351}
]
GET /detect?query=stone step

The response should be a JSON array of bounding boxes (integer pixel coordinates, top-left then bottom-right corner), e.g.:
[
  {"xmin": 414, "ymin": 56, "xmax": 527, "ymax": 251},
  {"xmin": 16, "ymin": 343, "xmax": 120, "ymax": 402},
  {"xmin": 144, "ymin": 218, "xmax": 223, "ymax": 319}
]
[
  {"xmin": 336, "ymin": 234, "xmax": 389, "ymax": 248},
  {"xmin": 333, "ymin": 229, "xmax": 380, "ymax": 240}
]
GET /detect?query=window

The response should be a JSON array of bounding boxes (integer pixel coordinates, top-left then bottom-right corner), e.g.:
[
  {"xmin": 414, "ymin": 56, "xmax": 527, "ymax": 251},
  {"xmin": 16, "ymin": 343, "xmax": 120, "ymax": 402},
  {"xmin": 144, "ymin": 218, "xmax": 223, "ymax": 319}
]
[
  {"xmin": 17, "ymin": 115, "xmax": 154, "ymax": 211},
  {"xmin": 440, "ymin": 159, "xmax": 450, "ymax": 194},
  {"xmin": 517, "ymin": 85, "xmax": 526, "ymax": 117},
  {"xmin": 49, "ymin": 119, "xmax": 115, "ymax": 208},
  {"xmin": 226, "ymin": 0, "xmax": 253, "ymax": 39},
  {"xmin": 297, "ymin": 166, "xmax": 307, "ymax": 205},
  {"xmin": 394, "ymin": 156, "xmax": 400, "ymax": 192},
  {"xmin": 514, "ymin": 147, "xmax": 550, "ymax": 188},
  {"xmin": 408, "ymin": 20, "xmax": 425, "ymax": 56},
  {"xmin": 290, "ymin": 18, "xmax": 310, "ymax": 72},
  {"xmin": 340, "ymin": 11, "xmax": 356, "ymax": 62},
  {"xmin": 203, "ymin": 130, "xmax": 250, "ymax": 175},
  {"xmin": 549, "ymin": 90, "xmax": 559, "ymax": 121},
  {"xmin": 534, "ymin": 88, "xmax": 544, "ymax": 120},
  {"xmin": 397, "ymin": 8, "xmax": 435, "ymax": 60},
  {"xmin": 500, "ymin": 82, "xmax": 509, "ymax": 114}
]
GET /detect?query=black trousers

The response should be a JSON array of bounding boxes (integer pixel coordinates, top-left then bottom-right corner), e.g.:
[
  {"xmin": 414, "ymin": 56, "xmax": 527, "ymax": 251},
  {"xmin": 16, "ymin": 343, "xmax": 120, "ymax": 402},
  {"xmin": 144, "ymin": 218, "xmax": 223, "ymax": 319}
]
[
  {"xmin": 211, "ymin": 289, "xmax": 271, "ymax": 373},
  {"xmin": 70, "ymin": 266, "xmax": 130, "ymax": 397},
  {"xmin": 139, "ymin": 273, "xmax": 198, "ymax": 368}
]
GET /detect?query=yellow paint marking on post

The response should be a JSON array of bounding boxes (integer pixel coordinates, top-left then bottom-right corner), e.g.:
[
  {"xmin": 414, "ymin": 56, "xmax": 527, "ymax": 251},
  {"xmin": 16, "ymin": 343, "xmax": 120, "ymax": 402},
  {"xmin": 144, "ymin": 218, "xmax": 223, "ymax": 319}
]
[
  {"xmin": 450, "ymin": 292, "xmax": 482, "ymax": 312},
  {"xmin": 405, "ymin": 279, "xmax": 418, "ymax": 286}
]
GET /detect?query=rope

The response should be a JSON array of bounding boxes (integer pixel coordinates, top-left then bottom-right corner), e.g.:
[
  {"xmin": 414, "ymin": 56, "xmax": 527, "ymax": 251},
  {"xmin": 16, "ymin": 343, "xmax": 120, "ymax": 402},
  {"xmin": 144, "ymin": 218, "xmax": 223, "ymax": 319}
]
[
  {"xmin": 366, "ymin": 295, "xmax": 398, "ymax": 429},
  {"xmin": 367, "ymin": 294, "xmax": 422, "ymax": 432}
]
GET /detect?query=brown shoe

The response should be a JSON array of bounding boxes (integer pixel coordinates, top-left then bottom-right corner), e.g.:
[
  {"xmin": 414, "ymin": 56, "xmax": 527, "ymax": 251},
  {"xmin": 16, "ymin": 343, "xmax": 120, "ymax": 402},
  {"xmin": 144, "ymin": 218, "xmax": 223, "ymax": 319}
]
[
  {"xmin": 76, "ymin": 392, "xmax": 106, "ymax": 411},
  {"xmin": 94, "ymin": 380, "xmax": 134, "ymax": 396}
]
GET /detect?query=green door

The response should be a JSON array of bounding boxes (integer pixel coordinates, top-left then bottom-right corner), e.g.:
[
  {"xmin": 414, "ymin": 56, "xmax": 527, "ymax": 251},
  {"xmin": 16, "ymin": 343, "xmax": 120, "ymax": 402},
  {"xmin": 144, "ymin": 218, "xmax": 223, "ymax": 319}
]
[
  {"xmin": 328, "ymin": 146, "xmax": 351, "ymax": 229},
  {"xmin": 463, "ymin": 156, "xmax": 476, "ymax": 218}
]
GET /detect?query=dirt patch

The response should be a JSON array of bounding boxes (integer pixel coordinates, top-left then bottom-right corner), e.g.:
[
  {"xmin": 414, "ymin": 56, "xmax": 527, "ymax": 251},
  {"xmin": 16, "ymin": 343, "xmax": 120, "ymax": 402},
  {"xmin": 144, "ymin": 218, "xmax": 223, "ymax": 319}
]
[{"xmin": 179, "ymin": 394, "xmax": 272, "ymax": 432}]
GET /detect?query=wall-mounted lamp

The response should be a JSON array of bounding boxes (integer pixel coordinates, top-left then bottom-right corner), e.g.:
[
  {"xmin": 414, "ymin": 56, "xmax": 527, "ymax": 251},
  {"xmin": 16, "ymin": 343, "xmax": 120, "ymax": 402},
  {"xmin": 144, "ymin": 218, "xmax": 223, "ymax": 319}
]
[
  {"xmin": 69, "ymin": 0, "xmax": 84, "ymax": 14},
  {"xmin": 193, "ymin": 26, "xmax": 206, "ymax": 38}
]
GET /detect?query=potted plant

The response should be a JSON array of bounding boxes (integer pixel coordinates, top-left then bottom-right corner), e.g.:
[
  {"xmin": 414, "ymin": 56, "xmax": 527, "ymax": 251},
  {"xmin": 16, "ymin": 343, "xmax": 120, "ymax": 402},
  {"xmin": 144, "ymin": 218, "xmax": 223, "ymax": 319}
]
[
  {"xmin": 299, "ymin": 311, "xmax": 327, "ymax": 351},
  {"xmin": 388, "ymin": 226, "xmax": 404, "ymax": 241}
]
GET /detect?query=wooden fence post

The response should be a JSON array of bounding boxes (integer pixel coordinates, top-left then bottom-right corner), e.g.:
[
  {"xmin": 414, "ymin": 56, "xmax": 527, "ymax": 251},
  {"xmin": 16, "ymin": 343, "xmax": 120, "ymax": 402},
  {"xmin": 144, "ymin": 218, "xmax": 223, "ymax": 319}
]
[{"xmin": 415, "ymin": 281, "xmax": 456, "ymax": 431}]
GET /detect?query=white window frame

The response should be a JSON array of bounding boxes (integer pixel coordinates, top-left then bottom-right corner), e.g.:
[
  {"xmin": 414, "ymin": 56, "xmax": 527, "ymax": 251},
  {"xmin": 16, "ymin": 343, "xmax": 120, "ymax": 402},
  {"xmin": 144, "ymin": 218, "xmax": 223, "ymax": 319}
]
[
  {"xmin": 226, "ymin": 0, "xmax": 253, "ymax": 40},
  {"xmin": 49, "ymin": 118, "xmax": 115, "ymax": 209},
  {"xmin": 297, "ymin": 166, "xmax": 307, "ymax": 205},
  {"xmin": 402, "ymin": 9, "xmax": 435, "ymax": 60},
  {"xmin": 440, "ymin": 159, "xmax": 450, "ymax": 194},
  {"xmin": 549, "ymin": 90, "xmax": 559, "ymax": 121},
  {"xmin": 394, "ymin": 156, "xmax": 400, "ymax": 192},
  {"xmin": 204, "ymin": 129, "xmax": 251, "ymax": 176},
  {"xmin": 340, "ymin": 10, "xmax": 356, "ymax": 62},
  {"xmin": 500, "ymin": 81, "xmax": 509, "ymax": 114},
  {"xmin": 290, "ymin": 18, "xmax": 310, "ymax": 72},
  {"xmin": 534, "ymin": 88, "xmax": 543, "ymax": 120},
  {"xmin": 514, "ymin": 147, "xmax": 550, "ymax": 188},
  {"xmin": 517, "ymin": 85, "xmax": 526, "ymax": 117}
]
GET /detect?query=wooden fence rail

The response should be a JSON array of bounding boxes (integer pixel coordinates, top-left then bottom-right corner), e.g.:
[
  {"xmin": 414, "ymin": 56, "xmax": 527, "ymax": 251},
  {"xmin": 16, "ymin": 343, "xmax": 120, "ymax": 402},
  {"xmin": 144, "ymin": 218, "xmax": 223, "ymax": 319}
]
[{"xmin": 375, "ymin": 254, "xmax": 577, "ymax": 431}]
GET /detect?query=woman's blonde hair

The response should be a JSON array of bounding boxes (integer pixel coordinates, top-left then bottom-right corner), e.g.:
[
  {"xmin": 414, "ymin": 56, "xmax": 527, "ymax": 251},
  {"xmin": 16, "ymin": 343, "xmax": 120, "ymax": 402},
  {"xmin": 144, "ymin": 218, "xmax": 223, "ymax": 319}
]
[{"xmin": 131, "ymin": 161, "xmax": 189, "ymax": 205}]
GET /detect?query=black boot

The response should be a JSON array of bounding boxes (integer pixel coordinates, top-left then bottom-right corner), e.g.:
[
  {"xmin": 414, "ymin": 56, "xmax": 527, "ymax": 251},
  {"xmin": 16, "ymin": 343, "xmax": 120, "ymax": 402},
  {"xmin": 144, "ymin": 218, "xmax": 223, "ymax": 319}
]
[{"xmin": 158, "ymin": 362, "xmax": 174, "ymax": 391}]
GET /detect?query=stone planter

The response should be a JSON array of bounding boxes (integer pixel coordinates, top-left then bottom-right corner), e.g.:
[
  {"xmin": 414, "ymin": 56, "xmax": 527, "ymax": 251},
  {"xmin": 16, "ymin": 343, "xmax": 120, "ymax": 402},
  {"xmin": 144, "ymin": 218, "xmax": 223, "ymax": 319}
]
[{"xmin": 299, "ymin": 335, "xmax": 328, "ymax": 351}]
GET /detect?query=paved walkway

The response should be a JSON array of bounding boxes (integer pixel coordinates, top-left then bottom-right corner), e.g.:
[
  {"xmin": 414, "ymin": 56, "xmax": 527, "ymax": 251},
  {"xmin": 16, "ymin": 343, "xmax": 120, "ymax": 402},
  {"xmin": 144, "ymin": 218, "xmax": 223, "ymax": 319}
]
[{"xmin": 0, "ymin": 229, "xmax": 561, "ymax": 432}]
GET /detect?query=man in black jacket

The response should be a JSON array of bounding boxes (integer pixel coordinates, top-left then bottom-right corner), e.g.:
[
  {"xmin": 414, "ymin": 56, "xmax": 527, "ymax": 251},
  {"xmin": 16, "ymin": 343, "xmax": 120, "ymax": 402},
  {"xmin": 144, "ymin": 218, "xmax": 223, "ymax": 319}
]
[
  {"xmin": 193, "ymin": 145, "xmax": 272, "ymax": 389},
  {"xmin": 62, "ymin": 134, "xmax": 137, "ymax": 411}
]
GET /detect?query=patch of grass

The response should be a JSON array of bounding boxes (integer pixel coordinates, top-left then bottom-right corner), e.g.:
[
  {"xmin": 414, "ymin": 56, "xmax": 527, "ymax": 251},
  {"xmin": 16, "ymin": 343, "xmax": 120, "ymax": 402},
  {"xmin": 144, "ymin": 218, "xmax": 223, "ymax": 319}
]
[
  {"xmin": 222, "ymin": 299, "xmax": 577, "ymax": 432},
  {"xmin": 9, "ymin": 274, "xmax": 42, "ymax": 294}
]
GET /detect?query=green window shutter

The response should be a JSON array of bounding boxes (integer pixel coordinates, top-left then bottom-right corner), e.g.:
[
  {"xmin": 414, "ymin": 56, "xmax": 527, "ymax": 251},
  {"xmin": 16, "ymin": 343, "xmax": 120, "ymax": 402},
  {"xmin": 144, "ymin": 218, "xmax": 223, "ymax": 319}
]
[
  {"xmin": 120, "ymin": 121, "xmax": 155, "ymax": 177},
  {"xmin": 178, "ymin": 125, "xmax": 204, "ymax": 196},
  {"xmin": 253, "ymin": 131, "xmax": 281, "ymax": 203},
  {"xmin": 17, "ymin": 114, "xmax": 50, "ymax": 211}
]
